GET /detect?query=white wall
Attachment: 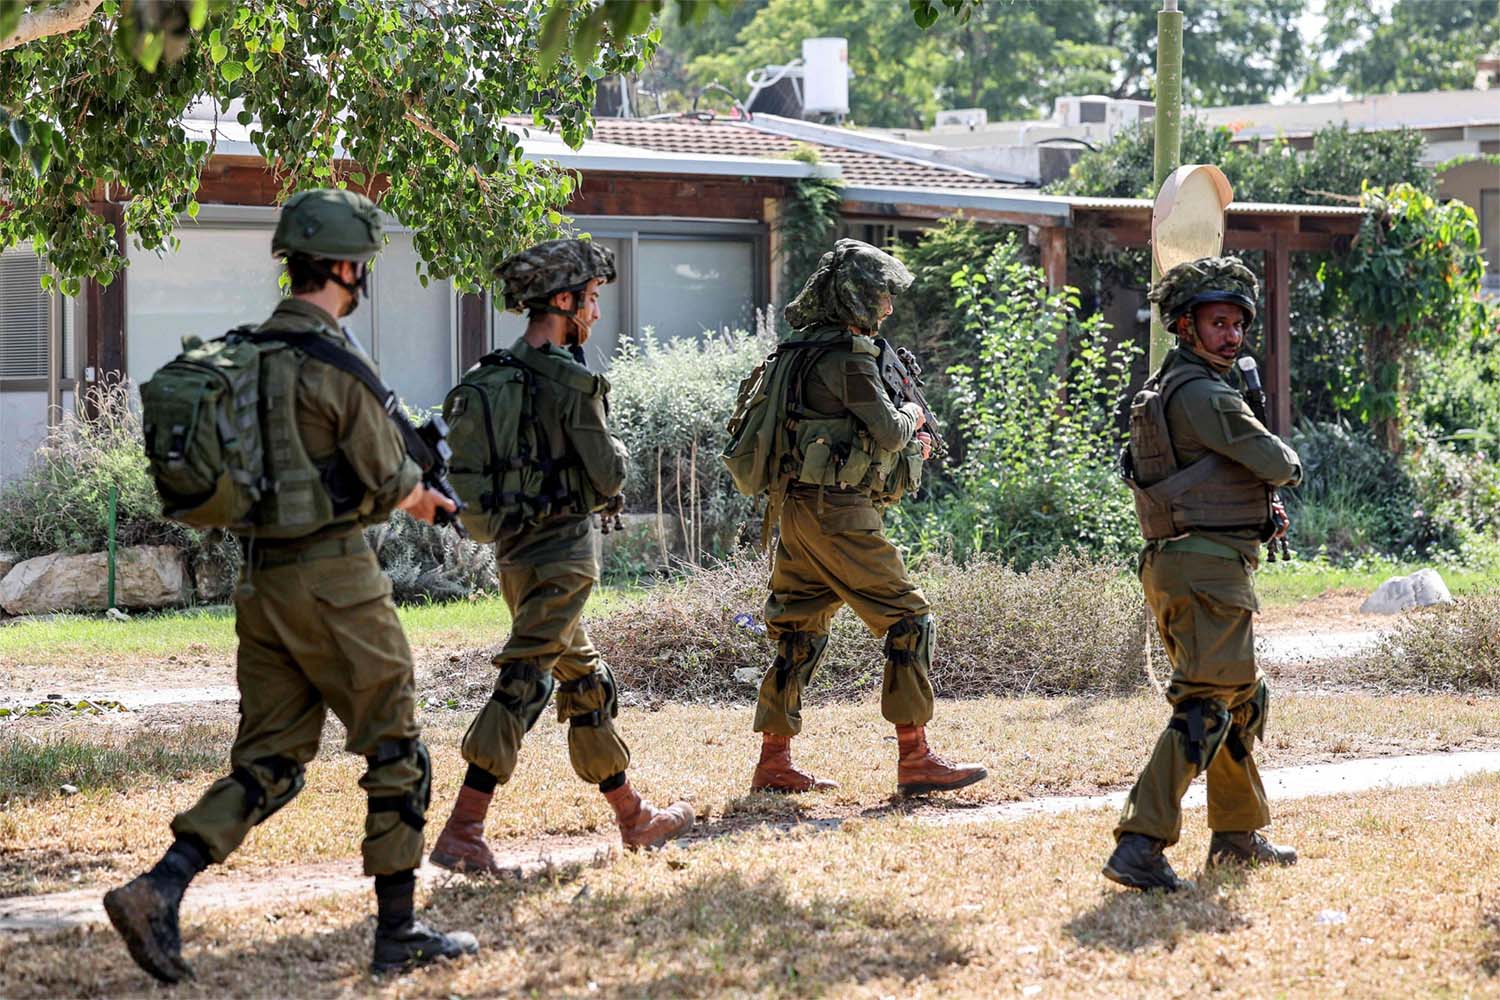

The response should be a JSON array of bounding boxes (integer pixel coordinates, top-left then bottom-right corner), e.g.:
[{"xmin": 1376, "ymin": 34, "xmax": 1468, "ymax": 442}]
[{"xmin": 0, "ymin": 390, "xmax": 75, "ymax": 484}]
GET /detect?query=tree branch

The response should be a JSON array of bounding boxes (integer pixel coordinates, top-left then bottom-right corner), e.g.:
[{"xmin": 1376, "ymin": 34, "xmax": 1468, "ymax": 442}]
[
  {"xmin": 0, "ymin": 0, "xmax": 105, "ymax": 53},
  {"xmin": 401, "ymin": 106, "xmax": 494, "ymax": 196}
]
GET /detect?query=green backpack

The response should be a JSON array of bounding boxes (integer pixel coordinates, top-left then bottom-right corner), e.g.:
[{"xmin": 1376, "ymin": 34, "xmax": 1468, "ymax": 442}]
[
  {"xmin": 141, "ymin": 331, "xmax": 271, "ymax": 530},
  {"xmin": 442, "ymin": 350, "xmax": 577, "ymax": 542},
  {"xmin": 721, "ymin": 339, "xmax": 834, "ymax": 497}
]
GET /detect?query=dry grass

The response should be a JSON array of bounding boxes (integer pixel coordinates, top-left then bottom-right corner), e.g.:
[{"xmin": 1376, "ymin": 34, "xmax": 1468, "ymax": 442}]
[
  {"xmin": 5, "ymin": 692, "xmax": 1500, "ymax": 900},
  {"xmin": 1367, "ymin": 594, "xmax": 1500, "ymax": 691},
  {"xmin": 586, "ymin": 552, "xmax": 1152, "ymax": 703},
  {"xmin": 7, "ymin": 771, "xmax": 1500, "ymax": 996}
]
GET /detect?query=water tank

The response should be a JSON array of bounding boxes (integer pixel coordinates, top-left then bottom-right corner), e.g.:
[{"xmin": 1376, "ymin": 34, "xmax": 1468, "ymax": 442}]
[{"xmin": 801, "ymin": 37, "xmax": 848, "ymax": 115}]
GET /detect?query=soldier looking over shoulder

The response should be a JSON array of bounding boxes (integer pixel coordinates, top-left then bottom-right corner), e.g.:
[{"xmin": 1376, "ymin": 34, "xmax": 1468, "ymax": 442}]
[
  {"xmin": 1104, "ymin": 256, "xmax": 1302, "ymax": 893},
  {"xmin": 735, "ymin": 239, "xmax": 988, "ymax": 797},
  {"xmin": 106, "ymin": 190, "xmax": 476, "ymax": 981},
  {"xmin": 427, "ymin": 239, "xmax": 693, "ymax": 874}
]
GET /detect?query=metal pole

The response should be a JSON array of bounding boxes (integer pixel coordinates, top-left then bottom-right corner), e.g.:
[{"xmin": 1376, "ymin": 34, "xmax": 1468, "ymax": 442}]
[
  {"xmin": 107, "ymin": 484, "xmax": 117, "ymax": 610},
  {"xmin": 1150, "ymin": 0, "xmax": 1184, "ymax": 368}
]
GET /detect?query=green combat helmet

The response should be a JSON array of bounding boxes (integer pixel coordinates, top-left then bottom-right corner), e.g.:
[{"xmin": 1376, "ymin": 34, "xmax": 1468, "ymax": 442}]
[
  {"xmin": 496, "ymin": 238, "xmax": 617, "ymax": 312},
  {"xmin": 784, "ymin": 238, "xmax": 913, "ymax": 331},
  {"xmin": 1149, "ymin": 255, "xmax": 1258, "ymax": 327},
  {"xmin": 271, "ymin": 188, "xmax": 384, "ymax": 261}
]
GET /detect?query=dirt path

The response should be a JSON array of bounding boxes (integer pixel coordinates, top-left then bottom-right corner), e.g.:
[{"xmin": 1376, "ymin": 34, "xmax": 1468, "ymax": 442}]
[{"xmin": 7, "ymin": 747, "xmax": 1499, "ymax": 935}]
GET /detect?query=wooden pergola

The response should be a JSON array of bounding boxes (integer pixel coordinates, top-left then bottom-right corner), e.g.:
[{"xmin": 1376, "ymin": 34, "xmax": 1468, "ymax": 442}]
[{"xmin": 839, "ymin": 186, "xmax": 1367, "ymax": 437}]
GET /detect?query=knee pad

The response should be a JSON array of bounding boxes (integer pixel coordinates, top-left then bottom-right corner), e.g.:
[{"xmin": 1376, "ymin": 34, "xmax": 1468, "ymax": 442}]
[
  {"xmin": 364, "ymin": 738, "xmax": 431, "ymax": 832},
  {"xmin": 883, "ymin": 615, "xmax": 934, "ymax": 679},
  {"xmin": 1167, "ymin": 698, "xmax": 1232, "ymax": 771},
  {"xmin": 771, "ymin": 631, "xmax": 829, "ymax": 692},
  {"xmin": 557, "ymin": 663, "xmax": 619, "ymax": 729},
  {"xmin": 1227, "ymin": 680, "xmax": 1271, "ymax": 761},
  {"xmin": 493, "ymin": 659, "xmax": 556, "ymax": 733},
  {"xmin": 228, "ymin": 754, "xmax": 305, "ymax": 825}
]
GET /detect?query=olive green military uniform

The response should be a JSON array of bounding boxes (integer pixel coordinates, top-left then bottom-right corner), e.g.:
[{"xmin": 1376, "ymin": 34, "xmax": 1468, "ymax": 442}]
[
  {"xmin": 1114, "ymin": 346, "xmax": 1302, "ymax": 846},
  {"xmin": 459, "ymin": 336, "xmax": 633, "ymax": 786},
  {"xmin": 171, "ymin": 300, "xmax": 429, "ymax": 877},
  {"xmin": 754, "ymin": 324, "xmax": 934, "ymax": 737}
]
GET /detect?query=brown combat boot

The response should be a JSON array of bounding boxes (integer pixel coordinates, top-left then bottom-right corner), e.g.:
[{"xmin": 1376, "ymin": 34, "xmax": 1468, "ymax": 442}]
[
  {"xmin": 750, "ymin": 733, "xmax": 840, "ymax": 793},
  {"xmin": 429, "ymin": 786, "xmax": 508, "ymax": 876},
  {"xmin": 1206, "ymin": 831, "xmax": 1298, "ymax": 868},
  {"xmin": 603, "ymin": 777, "xmax": 695, "ymax": 850},
  {"xmin": 895, "ymin": 724, "xmax": 988, "ymax": 796}
]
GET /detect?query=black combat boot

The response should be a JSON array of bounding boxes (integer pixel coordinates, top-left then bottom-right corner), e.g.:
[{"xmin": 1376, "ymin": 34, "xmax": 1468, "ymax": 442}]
[
  {"xmin": 1103, "ymin": 833, "xmax": 1194, "ymax": 893},
  {"xmin": 1206, "ymin": 831, "xmax": 1298, "ymax": 868},
  {"xmin": 370, "ymin": 870, "xmax": 479, "ymax": 975},
  {"xmin": 103, "ymin": 835, "xmax": 211, "ymax": 983}
]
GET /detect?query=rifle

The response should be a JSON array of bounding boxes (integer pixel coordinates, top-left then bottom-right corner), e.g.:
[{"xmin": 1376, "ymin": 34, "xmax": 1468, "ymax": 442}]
[
  {"xmin": 875, "ymin": 338, "xmax": 946, "ymax": 461},
  {"xmin": 1234, "ymin": 356, "xmax": 1290, "ymax": 562}
]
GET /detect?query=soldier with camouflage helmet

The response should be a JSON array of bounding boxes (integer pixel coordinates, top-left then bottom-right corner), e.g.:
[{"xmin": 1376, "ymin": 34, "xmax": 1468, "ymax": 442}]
[
  {"xmin": 105, "ymin": 189, "xmax": 477, "ymax": 982},
  {"xmin": 428, "ymin": 238, "xmax": 693, "ymax": 872},
  {"xmin": 1104, "ymin": 255, "xmax": 1303, "ymax": 893},
  {"xmin": 737, "ymin": 238, "xmax": 988, "ymax": 796}
]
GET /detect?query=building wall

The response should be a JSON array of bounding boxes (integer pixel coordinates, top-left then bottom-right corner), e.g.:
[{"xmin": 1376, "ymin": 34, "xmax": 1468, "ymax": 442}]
[{"xmin": 1438, "ymin": 159, "xmax": 1500, "ymax": 289}]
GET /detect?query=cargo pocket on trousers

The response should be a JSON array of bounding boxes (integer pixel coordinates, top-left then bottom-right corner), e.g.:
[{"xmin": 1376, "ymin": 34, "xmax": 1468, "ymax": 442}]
[
  {"xmin": 308, "ymin": 565, "xmax": 402, "ymax": 690},
  {"xmin": 817, "ymin": 503, "xmax": 884, "ymax": 534},
  {"xmin": 1187, "ymin": 568, "xmax": 1259, "ymax": 685}
]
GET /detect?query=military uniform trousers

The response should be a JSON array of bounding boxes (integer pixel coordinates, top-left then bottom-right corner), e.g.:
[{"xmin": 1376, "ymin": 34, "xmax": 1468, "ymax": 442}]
[
  {"xmin": 461, "ymin": 561, "xmax": 630, "ymax": 786},
  {"xmin": 755, "ymin": 488, "xmax": 935, "ymax": 736},
  {"xmin": 1115, "ymin": 547, "xmax": 1272, "ymax": 846},
  {"xmin": 172, "ymin": 538, "xmax": 429, "ymax": 876}
]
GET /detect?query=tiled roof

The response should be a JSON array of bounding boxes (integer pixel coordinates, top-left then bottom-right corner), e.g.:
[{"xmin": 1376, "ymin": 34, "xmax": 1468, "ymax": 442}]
[{"xmin": 584, "ymin": 116, "xmax": 1009, "ymax": 191}]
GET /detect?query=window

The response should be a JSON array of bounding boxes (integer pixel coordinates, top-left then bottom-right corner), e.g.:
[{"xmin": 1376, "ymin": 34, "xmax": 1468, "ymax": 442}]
[
  {"xmin": 490, "ymin": 221, "xmax": 767, "ymax": 367},
  {"xmin": 0, "ymin": 249, "xmax": 63, "ymax": 381}
]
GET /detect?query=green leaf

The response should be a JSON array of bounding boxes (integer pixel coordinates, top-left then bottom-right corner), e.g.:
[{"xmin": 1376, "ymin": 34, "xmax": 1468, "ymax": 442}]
[
  {"xmin": 219, "ymin": 60, "xmax": 245, "ymax": 83},
  {"xmin": 210, "ymin": 42, "xmax": 228, "ymax": 64},
  {"xmin": 9, "ymin": 118, "xmax": 29, "ymax": 149},
  {"xmin": 0, "ymin": 3, "xmax": 23, "ymax": 39},
  {"xmin": 28, "ymin": 142, "xmax": 50, "ymax": 178},
  {"xmin": 186, "ymin": 200, "xmax": 200, "ymax": 219},
  {"xmin": 538, "ymin": 1, "xmax": 571, "ymax": 69}
]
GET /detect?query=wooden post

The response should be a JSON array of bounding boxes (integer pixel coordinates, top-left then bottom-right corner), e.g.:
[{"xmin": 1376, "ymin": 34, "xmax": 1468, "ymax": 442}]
[
  {"xmin": 457, "ymin": 291, "xmax": 488, "ymax": 372},
  {"xmin": 82, "ymin": 201, "xmax": 127, "ymax": 415},
  {"xmin": 1263, "ymin": 233, "xmax": 1292, "ymax": 437},
  {"xmin": 1038, "ymin": 226, "xmax": 1068, "ymax": 292}
]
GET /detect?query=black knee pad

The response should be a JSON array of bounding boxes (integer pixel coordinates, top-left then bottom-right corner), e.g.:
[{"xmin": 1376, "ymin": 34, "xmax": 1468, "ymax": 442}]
[
  {"xmin": 772, "ymin": 631, "xmax": 828, "ymax": 692},
  {"xmin": 1167, "ymin": 698, "xmax": 1232, "ymax": 770},
  {"xmin": 228, "ymin": 754, "xmax": 305, "ymax": 825},
  {"xmin": 558, "ymin": 663, "xmax": 619, "ymax": 728},
  {"xmin": 493, "ymin": 659, "xmax": 556, "ymax": 733},
  {"xmin": 1227, "ymin": 680, "xmax": 1271, "ymax": 761},
  {"xmin": 883, "ymin": 615, "xmax": 934, "ymax": 670},
  {"xmin": 365, "ymin": 738, "xmax": 431, "ymax": 832}
]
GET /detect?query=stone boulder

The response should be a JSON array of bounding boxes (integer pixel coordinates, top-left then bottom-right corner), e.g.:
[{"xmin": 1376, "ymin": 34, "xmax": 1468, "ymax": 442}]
[
  {"xmin": 0, "ymin": 546, "xmax": 189, "ymax": 615},
  {"xmin": 0, "ymin": 551, "xmax": 17, "ymax": 581},
  {"xmin": 1358, "ymin": 568, "xmax": 1454, "ymax": 615}
]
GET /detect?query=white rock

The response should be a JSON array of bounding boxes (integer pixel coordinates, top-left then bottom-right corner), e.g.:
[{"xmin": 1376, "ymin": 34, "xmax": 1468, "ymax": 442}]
[
  {"xmin": 733, "ymin": 667, "xmax": 762, "ymax": 687},
  {"xmin": 0, "ymin": 546, "xmax": 188, "ymax": 615},
  {"xmin": 59, "ymin": 784, "xmax": 79, "ymax": 796},
  {"xmin": 1358, "ymin": 568, "xmax": 1455, "ymax": 615},
  {"xmin": 0, "ymin": 550, "xmax": 18, "ymax": 581}
]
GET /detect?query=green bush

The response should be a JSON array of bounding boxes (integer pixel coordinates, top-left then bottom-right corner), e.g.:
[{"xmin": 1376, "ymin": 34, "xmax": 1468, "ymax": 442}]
[
  {"xmin": 892, "ymin": 235, "xmax": 1140, "ymax": 568},
  {"xmin": 365, "ymin": 511, "xmax": 498, "ymax": 604},
  {"xmin": 606, "ymin": 325, "xmax": 774, "ymax": 567},
  {"xmin": 1367, "ymin": 595, "xmax": 1500, "ymax": 691},
  {"xmin": 0, "ymin": 380, "xmax": 193, "ymax": 559},
  {"xmin": 576, "ymin": 551, "xmax": 1150, "ymax": 705}
]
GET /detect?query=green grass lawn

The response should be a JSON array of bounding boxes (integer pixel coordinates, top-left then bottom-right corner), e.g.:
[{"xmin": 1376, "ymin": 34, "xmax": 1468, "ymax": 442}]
[
  {"xmin": 0, "ymin": 587, "xmax": 644, "ymax": 664},
  {"xmin": 1254, "ymin": 547, "xmax": 1500, "ymax": 605}
]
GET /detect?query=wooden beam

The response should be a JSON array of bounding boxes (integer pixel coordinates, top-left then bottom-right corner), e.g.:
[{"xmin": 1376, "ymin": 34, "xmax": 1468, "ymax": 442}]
[
  {"xmin": 458, "ymin": 291, "xmax": 488, "ymax": 372},
  {"xmin": 83, "ymin": 201, "xmax": 126, "ymax": 412},
  {"xmin": 1037, "ymin": 226, "xmax": 1068, "ymax": 291},
  {"xmin": 1264, "ymin": 233, "xmax": 1293, "ymax": 436}
]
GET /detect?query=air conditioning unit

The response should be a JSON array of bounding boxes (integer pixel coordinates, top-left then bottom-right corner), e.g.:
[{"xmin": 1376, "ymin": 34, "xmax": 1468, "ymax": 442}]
[
  {"xmin": 935, "ymin": 107, "xmax": 988, "ymax": 129},
  {"xmin": 1107, "ymin": 100, "xmax": 1155, "ymax": 132},
  {"xmin": 1055, "ymin": 95, "xmax": 1111, "ymax": 127}
]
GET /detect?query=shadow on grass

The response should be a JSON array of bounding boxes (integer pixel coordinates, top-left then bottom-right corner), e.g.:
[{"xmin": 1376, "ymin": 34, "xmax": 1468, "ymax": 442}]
[
  {"xmin": 0, "ymin": 848, "xmax": 127, "ymax": 899},
  {"xmin": 1064, "ymin": 868, "xmax": 1250, "ymax": 953},
  {"xmin": 1476, "ymin": 895, "xmax": 1500, "ymax": 976}
]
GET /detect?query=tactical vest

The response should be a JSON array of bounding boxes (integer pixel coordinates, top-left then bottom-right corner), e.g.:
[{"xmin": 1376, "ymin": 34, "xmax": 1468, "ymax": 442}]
[
  {"xmin": 142, "ymin": 328, "xmax": 359, "ymax": 538},
  {"xmin": 1122, "ymin": 362, "xmax": 1273, "ymax": 541}
]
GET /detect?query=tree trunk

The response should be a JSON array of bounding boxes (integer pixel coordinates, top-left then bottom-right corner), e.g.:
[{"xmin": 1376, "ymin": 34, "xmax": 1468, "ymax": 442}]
[{"xmin": 0, "ymin": 0, "xmax": 105, "ymax": 52}]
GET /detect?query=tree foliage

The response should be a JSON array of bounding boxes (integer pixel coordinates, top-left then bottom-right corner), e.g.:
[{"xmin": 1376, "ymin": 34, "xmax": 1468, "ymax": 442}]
[
  {"xmin": 0, "ymin": 0, "xmax": 656, "ymax": 291},
  {"xmin": 1310, "ymin": 0, "xmax": 1500, "ymax": 95}
]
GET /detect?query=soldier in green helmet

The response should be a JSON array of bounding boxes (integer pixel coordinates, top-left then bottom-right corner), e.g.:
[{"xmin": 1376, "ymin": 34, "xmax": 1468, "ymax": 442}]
[
  {"xmin": 737, "ymin": 239, "xmax": 988, "ymax": 796},
  {"xmin": 104, "ymin": 189, "xmax": 477, "ymax": 981},
  {"xmin": 1104, "ymin": 256, "xmax": 1303, "ymax": 892},
  {"xmin": 427, "ymin": 238, "xmax": 693, "ymax": 874}
]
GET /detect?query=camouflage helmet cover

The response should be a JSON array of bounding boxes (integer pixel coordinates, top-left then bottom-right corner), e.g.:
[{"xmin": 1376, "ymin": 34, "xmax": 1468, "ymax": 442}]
[
  {"xmin": 271, "ymin": 188, "xmax": 384, "ymax": 261},
  {"xmin": 784, "ymin": 238, "xmax": 914, "ymax": 331},
  {"xmin": 1149, "ymin": 255, "xmax": 1259, "ymax": 327},
  {"xmin": 496, "ymin": 238, "xmax": 617, "ymax": 312}
]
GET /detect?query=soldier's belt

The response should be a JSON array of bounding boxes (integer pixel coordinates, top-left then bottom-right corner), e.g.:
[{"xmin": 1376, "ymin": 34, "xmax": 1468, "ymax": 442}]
[
  {"xmin": 1155, "ymin": 535, "xmax": 1242, "ymax": 562},
  {"xmin": 242, "ymin": 530, "xmax": 369, "ymax": 568}
]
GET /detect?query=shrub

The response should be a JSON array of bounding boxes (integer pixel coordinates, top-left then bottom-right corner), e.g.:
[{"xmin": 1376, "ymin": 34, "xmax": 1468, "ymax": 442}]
[
  {"xmin": 0, "ymin": 380, "xmax": 193, "ymax": 560},
  {"xmin": 581, "ymin": 551, "xmax": 1150, "ymax": 704},
  {"xmin": 606, "ymin": 324, "xmax": 774, "ymax": 568},
  {"xmin": 365, "ymin": 511, "xmax": 498, "ymax": 604},
  {"xmin": 1367, "ymin": 596, "xmax": 1500, "ymax": 691},
  {"xmin": 892, "ymin": 235, "xmax": 1140, "ymax": 568}
]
